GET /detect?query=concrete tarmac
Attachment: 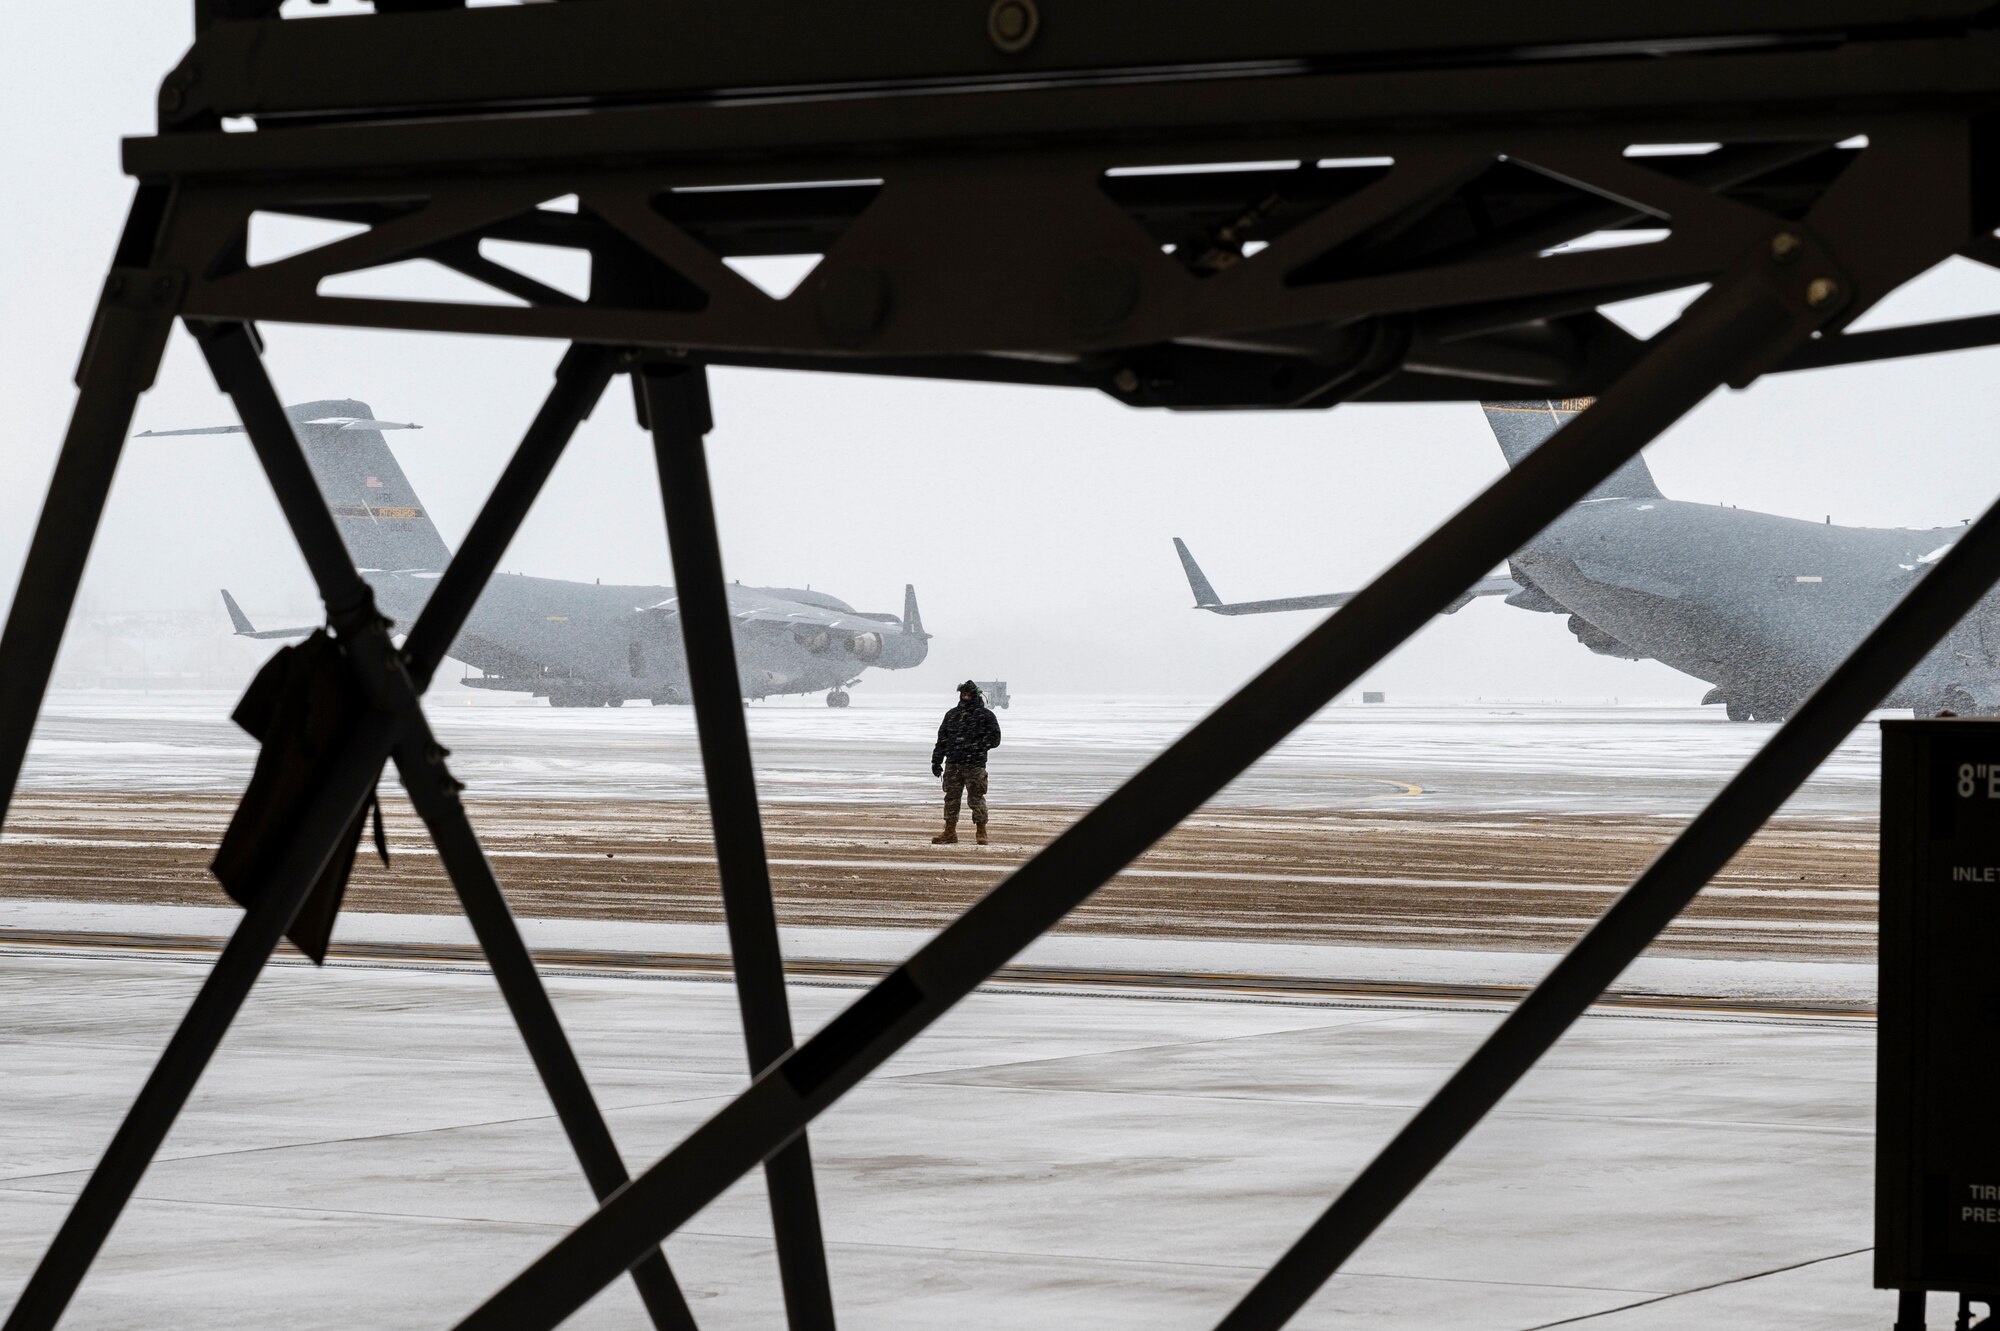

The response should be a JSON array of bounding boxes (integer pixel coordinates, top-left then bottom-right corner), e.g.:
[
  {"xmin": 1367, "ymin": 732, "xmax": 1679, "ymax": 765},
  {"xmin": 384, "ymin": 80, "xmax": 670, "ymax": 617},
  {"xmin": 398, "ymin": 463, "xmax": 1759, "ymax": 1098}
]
[{"xmin": 0, "ymin": 941, "xmax": 1901, "ymax": 1329}]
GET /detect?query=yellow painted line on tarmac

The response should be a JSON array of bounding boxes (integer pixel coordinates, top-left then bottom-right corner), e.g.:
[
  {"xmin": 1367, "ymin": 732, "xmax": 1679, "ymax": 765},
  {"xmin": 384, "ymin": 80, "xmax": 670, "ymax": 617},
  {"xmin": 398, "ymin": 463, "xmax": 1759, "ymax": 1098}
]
[{"xmin": 1323, "ymin": 774, "xmax": 1424, "ymax": 796}]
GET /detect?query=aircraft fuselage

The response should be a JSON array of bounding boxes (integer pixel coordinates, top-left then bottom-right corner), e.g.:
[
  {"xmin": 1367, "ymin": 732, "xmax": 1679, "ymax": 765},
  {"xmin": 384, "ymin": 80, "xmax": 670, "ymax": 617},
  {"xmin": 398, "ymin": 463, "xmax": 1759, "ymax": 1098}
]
[
  {"xmin": 1515, "ymin": 499, "xmax": 1984, "ymax": 715},
  {"xmin": 365, "ymin": 569, "xmax": 927, "ymax": 705}
]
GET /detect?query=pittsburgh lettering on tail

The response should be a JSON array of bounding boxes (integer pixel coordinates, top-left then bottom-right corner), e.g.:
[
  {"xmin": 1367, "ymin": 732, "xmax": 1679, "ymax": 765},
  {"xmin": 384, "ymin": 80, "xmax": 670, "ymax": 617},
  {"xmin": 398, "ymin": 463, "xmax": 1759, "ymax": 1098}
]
[
  {"xmin": 1175, "ymin": 398, "xmax": 1997, "ymax": 722},
  {"xmin": 141, "ymin": 401, "xmax": 929, "ymax": 707}
]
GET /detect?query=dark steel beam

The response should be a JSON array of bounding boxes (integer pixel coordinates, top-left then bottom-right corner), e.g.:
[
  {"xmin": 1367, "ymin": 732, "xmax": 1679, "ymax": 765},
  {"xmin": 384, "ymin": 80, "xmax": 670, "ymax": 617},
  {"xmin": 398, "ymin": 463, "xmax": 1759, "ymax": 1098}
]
[
  {"xmin": 639, "ymin": 364, "xmax": 837, "ymax": 1331},
  {"xmin": 158, "ymin": 156, "xmax": 1760, "ymax": 362},
  {"xmin": 451, "ymin": 216, "xmax": 1846, "ymax": 1331},
  {"xmin": 699, "ymin": 296, "xmax": 2000, "ymax": 401},
  {"xmin": 163, "ymin": 1, "xmax": 1990, "ymax": 131},
  {"xmin": 128, "ymin": 37, "xmax": 2000, "ymax": 183},
  {"xmin": 426, "ymin": 240, "xmax": 588, "ymax": 312},
  {"xmin": 402, "ymin": 345, "xmax": 618, "ymax": 690},
  {"xmin": 1213, "ymin": 428, "xmax": 2000, "ymax": 1331},
  {"xmin": 392, "ymin": 732, "xmax": 699, "ymax": 1331},
  {"xmin": 0, "ymin": 194, "xmax": 180, "ymax": 829},
  {"xmin": 1773, "ymin": 312, "xmax": 2000, "ymax": 373}
]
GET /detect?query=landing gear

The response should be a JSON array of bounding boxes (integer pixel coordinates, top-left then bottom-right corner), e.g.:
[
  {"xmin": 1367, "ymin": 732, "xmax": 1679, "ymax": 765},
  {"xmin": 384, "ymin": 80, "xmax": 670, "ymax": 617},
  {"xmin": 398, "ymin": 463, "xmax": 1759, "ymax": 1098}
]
[
  {"xmin": 549, "ymin": 689, "xmax": 612, "ymax": 708},
  {"xmin": 826, "ymin": 689, "xmax": 850, "ymax": 708},
  {"xmin": 652, "ymin": 686, "xmax": 688, "ymax": 706},
  {"xmin": 1930, "ymin": 686, "xmax": 1979, "ymax": 718}
]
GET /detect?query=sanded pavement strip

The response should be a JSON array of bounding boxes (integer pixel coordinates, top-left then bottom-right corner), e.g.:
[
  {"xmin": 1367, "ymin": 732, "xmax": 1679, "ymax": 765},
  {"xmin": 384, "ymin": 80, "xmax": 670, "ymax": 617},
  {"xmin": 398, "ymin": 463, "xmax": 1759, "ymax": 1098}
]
[
  {"xmin": 0, "ymin": 792, "xmax": 1881, "ymax": 960},
  {"xmin": 0, "ymin": 833, "xmax": 1877, "ymax": 901}
]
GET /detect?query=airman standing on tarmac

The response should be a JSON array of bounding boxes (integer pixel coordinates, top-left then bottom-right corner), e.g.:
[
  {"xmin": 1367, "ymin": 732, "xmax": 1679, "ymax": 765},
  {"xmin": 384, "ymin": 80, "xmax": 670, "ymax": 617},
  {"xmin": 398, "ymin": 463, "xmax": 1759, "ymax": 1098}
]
[{"xmin": 931, "ymin": 680, "xmax": 1002, "ymax": 844}]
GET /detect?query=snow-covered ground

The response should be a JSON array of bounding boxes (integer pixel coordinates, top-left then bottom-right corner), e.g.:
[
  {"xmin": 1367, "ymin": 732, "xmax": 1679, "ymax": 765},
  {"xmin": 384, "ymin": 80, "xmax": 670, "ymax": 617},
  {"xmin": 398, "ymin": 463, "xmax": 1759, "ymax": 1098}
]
[{"xmin": 15, "ymin": 688, "xmax": 1890, "ymax": 816}]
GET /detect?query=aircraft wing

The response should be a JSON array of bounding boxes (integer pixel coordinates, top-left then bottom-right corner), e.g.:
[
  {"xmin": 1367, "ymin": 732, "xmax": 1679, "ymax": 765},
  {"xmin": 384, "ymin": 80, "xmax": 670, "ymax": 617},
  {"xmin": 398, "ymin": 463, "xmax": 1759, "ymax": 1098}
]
[
  {"xmin": 642, "ymin": 597, "xmax": 889, "ymax": 633},
  {"xmin": 1173, "ymin": 539, "xmax": 1518, "ymax": 616}
]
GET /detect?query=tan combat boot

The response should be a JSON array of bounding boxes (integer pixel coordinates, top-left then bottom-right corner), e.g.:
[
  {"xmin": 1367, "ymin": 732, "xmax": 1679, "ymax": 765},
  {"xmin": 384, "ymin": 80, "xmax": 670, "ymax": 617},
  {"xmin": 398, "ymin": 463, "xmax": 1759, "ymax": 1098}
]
[
  {"xmin": 932, "ymin": 821, "xmax": 958, "ymax": 845},
  {"xmin": 975, "ymin": 824, "xmax": 989, "ymax": 845}
]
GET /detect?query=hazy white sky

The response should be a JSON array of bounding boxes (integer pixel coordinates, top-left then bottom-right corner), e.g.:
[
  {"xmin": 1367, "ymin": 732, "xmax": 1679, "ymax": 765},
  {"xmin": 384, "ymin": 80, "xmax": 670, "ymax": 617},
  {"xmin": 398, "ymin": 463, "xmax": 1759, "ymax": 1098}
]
[{"xmin": 9, "ymin": 8, "xmax": 2000, "ymax": 701}]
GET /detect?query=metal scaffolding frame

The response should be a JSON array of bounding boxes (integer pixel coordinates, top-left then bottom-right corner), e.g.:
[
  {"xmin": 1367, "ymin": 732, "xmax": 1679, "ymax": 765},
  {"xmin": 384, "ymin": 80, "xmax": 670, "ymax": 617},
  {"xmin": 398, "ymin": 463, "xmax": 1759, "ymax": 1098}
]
[{"xmin": 4, "ymin": 4, "xmax": 2000, "ymax": 1326}]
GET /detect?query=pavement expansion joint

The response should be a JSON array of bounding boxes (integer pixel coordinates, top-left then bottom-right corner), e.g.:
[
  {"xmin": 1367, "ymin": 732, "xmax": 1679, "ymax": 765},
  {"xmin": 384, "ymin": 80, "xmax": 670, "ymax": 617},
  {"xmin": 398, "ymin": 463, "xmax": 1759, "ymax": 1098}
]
[
  {"xmin": 0, "ymin": 931, "xmax": 1876, "ymax": 1024},
  {"xmin": 1517, "ymin": 1247, "xmax": 1874, "ymax": 1328}
]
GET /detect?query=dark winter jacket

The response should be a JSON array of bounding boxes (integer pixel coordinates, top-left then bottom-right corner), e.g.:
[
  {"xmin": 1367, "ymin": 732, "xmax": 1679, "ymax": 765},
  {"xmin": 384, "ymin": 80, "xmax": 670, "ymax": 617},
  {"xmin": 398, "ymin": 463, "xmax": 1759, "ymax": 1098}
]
[{"xmin": 933, "ymin": 698, "xmax": 1002, "ymax": 768}]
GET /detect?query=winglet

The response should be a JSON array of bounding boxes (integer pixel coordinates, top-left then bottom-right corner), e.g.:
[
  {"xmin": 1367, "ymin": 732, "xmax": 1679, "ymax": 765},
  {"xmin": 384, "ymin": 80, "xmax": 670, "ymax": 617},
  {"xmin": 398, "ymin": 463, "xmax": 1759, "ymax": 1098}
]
[
  {"xmin": 1173, "ymin": 538, "xmax": 1222, "ymax": 608},
  {"xmin": 218, "ymin": 589, "xmax": 314, "ymax": 640},
  {"xmin": 220, "ymin": 589, "xmax": 256, "ymax": 636},
  {"xmin": 903, "ymin": 583, "xmax": 927, "ymax": 637}
]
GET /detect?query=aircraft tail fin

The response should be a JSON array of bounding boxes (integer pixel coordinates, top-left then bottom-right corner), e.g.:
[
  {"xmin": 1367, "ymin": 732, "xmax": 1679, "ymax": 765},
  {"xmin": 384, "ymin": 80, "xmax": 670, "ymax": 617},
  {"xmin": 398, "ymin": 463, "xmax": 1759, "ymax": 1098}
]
[
  {"xmin": 289, "ymin": 400, "xmax": 450, "ymax": 572},
  {"xmin": 903, "ymin": 583, "xmax": 927, "ymax": 637},
  {"xmin": 1480, "ymin": 398, "xmax": 1663, "ymax": 501},
  {"xmin": 142, "ymin": 400, "xmax": 448, "ymax": 572},
  {"xmin": 1173, "ymin": 538, "xmax": 1223, "ymax": 608}
]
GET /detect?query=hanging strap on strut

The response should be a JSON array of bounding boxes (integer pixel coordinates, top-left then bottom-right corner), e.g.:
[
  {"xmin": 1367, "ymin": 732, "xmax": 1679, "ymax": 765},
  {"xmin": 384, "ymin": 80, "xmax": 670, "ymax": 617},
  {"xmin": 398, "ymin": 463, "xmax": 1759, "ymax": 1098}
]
[{"xmin": 211, "ymin": 629, "xmax": 388, "ymax": 963}]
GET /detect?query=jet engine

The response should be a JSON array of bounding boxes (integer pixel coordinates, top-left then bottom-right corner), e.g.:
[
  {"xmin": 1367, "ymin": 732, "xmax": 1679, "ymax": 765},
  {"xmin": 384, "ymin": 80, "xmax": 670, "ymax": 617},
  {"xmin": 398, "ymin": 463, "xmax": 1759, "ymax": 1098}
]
[
  {"xmin": 850, "ymin": 631, "xmax": 883, "ymax": 662},
  {"xmin": 794, "ymin": 628, "xmax": 832, "ymax": 654}
]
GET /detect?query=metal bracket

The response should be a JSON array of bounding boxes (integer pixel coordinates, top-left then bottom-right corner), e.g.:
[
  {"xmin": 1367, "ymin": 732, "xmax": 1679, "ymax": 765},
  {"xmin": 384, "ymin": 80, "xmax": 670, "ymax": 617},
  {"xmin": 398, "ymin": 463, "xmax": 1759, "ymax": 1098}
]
[{"xmin": 73, "ymin": 266, "xmax": 182, "ymax": 391}]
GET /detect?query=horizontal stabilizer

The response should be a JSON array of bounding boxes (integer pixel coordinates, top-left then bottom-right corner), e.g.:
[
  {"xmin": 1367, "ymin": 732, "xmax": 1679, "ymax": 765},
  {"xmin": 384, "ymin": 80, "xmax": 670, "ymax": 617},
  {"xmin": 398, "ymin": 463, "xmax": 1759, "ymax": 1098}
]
[
  {"xmin": 135, "ymin": 424, "xmax": 248, "ymax": 437},
  {"xmin": 139, "ymin": 417, "xmax": 420, "ymax": 437}
]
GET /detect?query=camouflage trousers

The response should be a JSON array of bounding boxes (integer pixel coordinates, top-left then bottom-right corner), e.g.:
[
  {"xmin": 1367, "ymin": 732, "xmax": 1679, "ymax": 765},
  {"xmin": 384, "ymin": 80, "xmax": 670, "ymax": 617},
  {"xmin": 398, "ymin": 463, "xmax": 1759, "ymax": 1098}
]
[{"xmin": 941, "ymin": 764, "xmax": 989, "ymax": 827}]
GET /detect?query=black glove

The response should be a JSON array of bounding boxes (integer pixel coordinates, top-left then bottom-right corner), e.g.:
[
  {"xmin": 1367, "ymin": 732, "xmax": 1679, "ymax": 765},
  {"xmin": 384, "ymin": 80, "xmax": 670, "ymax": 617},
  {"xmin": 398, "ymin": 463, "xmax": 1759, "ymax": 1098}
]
[{"xmin": 932, "ymin": 761, "xmax": 943, "ymax": 777}]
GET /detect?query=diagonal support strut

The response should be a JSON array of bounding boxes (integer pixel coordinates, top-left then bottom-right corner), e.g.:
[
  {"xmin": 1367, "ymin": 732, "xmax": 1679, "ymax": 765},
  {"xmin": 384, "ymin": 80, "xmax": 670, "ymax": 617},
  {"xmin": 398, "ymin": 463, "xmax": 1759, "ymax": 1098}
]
[
  {"xmin": 639, "ymin": 363, "xmax": 838, "ymax": 1331},
  {"xmin": 0, "ymin": 189, "xmax": 181, "ymax": 830}
]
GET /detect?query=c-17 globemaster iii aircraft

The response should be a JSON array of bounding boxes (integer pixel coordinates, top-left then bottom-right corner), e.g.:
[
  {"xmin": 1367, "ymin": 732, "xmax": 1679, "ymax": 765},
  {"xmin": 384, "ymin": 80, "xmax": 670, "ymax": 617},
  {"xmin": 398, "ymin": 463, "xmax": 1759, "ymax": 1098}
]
[
  {"xmin": 1175, "ymin": 398, "xmax": 1995, "ymax": 721},
  {"xmin": 142, "ymin": 400, "xmax": 929, "ymax": 707}
]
